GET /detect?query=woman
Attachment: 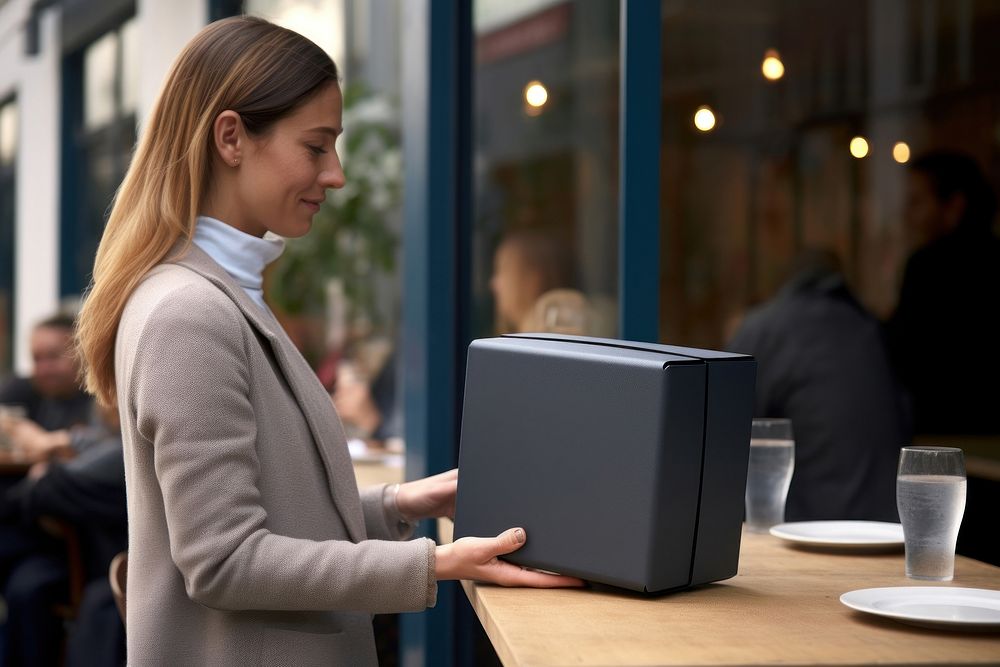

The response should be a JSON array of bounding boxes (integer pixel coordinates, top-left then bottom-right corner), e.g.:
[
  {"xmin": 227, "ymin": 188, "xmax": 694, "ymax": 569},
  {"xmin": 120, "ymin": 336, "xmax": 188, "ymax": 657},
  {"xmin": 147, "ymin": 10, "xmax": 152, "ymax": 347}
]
[{"xmin": 76, "ymin": 16, "xmax": 579, "ymax": 665}]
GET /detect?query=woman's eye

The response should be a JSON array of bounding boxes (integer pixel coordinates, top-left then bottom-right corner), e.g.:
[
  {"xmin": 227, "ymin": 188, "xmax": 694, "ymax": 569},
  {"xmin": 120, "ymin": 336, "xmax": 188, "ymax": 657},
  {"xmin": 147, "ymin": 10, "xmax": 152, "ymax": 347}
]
[{"xmin": 308, "ymin": 144, "xmax": 327, "ymax": 155}]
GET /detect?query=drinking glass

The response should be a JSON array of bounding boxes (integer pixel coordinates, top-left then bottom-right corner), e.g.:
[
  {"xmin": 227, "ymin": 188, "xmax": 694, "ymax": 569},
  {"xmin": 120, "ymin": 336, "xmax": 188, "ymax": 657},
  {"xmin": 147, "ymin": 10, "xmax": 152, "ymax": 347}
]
[
  {"xmin": 896, "ymin": 446, "xmax": 967, "ymax": 581},
  {"xmin": 745, "ymin": 418, "xmax": 795, "ymax": 533}
]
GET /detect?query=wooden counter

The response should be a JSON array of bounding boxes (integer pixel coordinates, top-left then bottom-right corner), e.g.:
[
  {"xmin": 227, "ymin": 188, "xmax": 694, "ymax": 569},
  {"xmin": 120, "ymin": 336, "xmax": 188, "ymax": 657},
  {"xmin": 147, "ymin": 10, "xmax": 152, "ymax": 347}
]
[
  {"xmin": 352, "ymin": 457, "xmax": 404, "ymax": 488},
  {"xmin": 441, "ymin": 521, "xmax": 1000, "ymax": 666}
]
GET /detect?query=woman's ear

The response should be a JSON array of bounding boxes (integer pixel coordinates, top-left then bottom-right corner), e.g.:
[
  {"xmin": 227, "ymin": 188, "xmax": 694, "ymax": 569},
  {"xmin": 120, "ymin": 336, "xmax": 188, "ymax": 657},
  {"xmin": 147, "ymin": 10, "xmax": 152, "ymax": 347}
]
[{"xmin": 213, "ymin": 110, "xmax": 244, "ymax": 167}]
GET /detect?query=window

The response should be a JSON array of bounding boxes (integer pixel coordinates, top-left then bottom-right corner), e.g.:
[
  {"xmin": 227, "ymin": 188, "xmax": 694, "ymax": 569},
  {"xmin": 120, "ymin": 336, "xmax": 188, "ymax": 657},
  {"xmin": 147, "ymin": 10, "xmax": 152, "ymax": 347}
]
[
  {"xmin": 659, "ymin": 0, "xmax": 1000, "ymax": 435},
  {"xmin": 61, "ymin": 16, "xmax": 139, "ymax": 298},
  {"xmin": 472, "ymin": 0, "xmax": 621, "ymax": 339},
  {"xmin": 659, "ymin": 0, "xmax": 1000, "ymax": 348}
]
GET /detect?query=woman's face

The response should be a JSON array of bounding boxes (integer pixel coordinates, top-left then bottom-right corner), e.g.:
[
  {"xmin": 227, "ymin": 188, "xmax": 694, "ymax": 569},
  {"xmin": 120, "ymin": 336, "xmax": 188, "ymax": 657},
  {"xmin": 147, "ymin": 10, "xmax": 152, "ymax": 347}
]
[{"xmin": 225, "ymin": 83, "xmax": 345, "ymax": 238}]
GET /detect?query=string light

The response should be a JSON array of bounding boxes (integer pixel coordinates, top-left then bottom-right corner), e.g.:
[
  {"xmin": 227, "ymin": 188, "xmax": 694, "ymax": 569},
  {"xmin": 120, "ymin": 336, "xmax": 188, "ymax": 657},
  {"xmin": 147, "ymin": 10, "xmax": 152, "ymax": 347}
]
[
  {"xmin": 762, "ymin": 49, "xmax": 785, "ymax": 81},
  {"xmin": 524, "ymin": 81, "xmax": 548, "ymax": 115},
  {"xmin": 849, "ymin": 136, "xmax": 869, "ymax": 159},
  {"xmin": 892, "ymin": 141, "xmax": 911, "ymax": 164},
  {"xmin": 694, "ymin": 106, "xmax": 717, "ymax": 132}
]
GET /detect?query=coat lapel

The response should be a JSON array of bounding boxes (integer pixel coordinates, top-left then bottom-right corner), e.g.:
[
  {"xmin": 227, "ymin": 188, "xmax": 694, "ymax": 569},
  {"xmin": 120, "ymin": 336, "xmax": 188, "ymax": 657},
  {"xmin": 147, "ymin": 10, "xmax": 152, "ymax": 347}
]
[{"xmin": 168, "ymin": 243, "xmax": 366, "ymax": 542}]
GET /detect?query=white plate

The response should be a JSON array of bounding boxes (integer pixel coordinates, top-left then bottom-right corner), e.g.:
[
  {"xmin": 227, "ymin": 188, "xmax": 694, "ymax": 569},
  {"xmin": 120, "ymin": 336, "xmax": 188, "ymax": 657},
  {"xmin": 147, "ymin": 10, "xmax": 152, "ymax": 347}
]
[
  {"xmin": 771, "ymin": 521, "xmax": 903, "ymax": 551},
  {"xmin": 840, "ymin": 586, "xmax": 1000, "ymax": 630},
  {"xmin": 769, "ymin": 520, "xmax": 904, "ymax": 549}
]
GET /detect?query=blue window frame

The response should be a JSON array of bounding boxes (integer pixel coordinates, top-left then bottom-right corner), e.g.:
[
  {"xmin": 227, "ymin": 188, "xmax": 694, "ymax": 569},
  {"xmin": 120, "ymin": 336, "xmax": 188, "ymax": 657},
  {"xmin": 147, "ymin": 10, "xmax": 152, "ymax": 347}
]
[{"xmin": 401, "ymin": 1, "xmax": 662, "ymax": 664}]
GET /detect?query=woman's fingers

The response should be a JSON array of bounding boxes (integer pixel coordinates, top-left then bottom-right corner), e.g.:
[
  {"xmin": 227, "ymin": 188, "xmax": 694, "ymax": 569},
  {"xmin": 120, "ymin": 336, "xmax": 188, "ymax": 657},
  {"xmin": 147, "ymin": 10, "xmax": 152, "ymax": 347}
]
[
  {"xmin": 490, "ymin": 561, "xmax": 585, "ymax": 588},
  {"xmin": 492, "ymin": 527, "xmax": 527, "ymax": 556},
  {"xmin": 444, "ymin": 529, "xmax": 586, "ymax": 588}
]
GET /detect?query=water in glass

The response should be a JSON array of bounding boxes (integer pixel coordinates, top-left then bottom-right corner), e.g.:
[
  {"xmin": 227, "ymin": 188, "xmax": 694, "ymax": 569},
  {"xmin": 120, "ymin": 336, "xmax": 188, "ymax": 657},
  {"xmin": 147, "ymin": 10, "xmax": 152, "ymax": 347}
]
[
  {"xmin": 897, "ymin": 473, "xmax": 967, "ymax": 581},
  {"xmin": 745, "ymin": 438, "xmax": 794, "ymax": 532}
]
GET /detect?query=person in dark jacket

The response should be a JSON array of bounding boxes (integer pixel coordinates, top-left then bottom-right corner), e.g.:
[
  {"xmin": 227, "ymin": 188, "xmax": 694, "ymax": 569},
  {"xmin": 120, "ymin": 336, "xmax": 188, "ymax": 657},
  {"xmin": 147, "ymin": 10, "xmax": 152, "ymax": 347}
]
[
  {"xmin": 887, "ymin": 151, "xmax": 1000, "ymax": 434},
  {"xmin": 0, "ymin": 314, "xmax": 92, "ymax": 432},
  {"xmin": 729, "ymin": 250, "xmax": 911, "ymax": 522},
  {"xmin": 0, "ymin": 406, "xmax": 126, "ymax": 667}
]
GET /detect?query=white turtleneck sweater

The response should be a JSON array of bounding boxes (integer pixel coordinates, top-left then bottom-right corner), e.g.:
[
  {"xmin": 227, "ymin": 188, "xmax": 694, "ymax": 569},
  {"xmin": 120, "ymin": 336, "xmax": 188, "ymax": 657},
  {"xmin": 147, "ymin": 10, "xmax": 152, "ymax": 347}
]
[{"xmin": 192, "ymin": 215, "xmax": 285, "ymax": 315}]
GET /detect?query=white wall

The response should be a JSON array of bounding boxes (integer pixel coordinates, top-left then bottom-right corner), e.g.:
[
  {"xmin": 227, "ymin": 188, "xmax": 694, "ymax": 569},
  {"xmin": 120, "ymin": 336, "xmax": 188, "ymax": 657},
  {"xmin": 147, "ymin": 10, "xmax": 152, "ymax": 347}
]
[{"xmin": 0, "ymin": 3, "xmax": 62, "ymax": 375}]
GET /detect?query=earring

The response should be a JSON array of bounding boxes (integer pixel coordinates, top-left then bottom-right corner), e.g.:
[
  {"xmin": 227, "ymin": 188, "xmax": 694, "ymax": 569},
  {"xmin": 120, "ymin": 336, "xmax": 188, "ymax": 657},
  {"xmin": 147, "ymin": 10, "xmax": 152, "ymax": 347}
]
[{"xmin": 233, "ymin": 158, "xmax": 240, "ymax": 166}]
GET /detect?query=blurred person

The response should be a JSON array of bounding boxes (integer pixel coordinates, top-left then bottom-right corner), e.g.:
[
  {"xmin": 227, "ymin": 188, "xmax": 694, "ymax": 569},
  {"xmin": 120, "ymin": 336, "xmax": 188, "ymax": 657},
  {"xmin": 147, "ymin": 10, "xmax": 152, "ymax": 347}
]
[
  {"xmin": 0, "ymin": 314, "xmax": 92, "ymax": 432},
  {"xmin": 520, "ymin": 288, "xmax": 594, "ymax": 335},
  {"xmin": 74, "ymin": 17, "xmax": 581, "ymax": 667},
  {"xmin": 0, "ymin": 404, "xmax": 126, "ymax": 667},
  {"xmin": 888, "ymin": 151, "xmax": 1000, "ymax": 434},
  {"xmin": 333, "ymin": 350, "xmax": 401, "ymax": 442},
  {"xmin": 728, "ymin": 250, "xmax": 911, "ymax": 521},
  {"xmin": 489, "ymin": 228, "xmax": 576, "ymax": 334}
]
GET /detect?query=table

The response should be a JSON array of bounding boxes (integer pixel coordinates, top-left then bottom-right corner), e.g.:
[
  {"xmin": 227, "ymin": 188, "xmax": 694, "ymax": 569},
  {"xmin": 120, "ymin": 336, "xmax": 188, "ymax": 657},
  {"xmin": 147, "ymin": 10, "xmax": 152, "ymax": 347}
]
[
  {"xmin": 4, "ymin": 450, "xmax": 403, "ymax": 486},
  {"xmin": 352, "ymin": 457, "xmax": 404, "ymax": 488},
  {"xmin": 441, "ymin": 521, "xmax": 1000, "ymax": 666},
  {"xmin": 0, "ymin": 450, "xmax": 31, "ymax": 476}
]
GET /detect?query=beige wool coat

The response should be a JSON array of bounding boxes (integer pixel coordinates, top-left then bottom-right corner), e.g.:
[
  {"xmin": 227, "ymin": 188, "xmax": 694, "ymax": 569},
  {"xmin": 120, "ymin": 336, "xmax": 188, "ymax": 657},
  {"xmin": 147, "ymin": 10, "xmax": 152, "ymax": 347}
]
[{"xmin": 114, "ymin": 244, "xmax": 436, "ymax": 666}]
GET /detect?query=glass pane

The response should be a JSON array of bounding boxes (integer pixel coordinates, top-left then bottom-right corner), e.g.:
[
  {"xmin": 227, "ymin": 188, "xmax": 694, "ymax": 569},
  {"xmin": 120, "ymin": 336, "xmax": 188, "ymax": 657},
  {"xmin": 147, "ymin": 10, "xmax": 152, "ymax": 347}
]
[
  {"xmin": 246, "ymin": 0, "xmax": 346, "ymax": 66},
  {"xmin": 256, "ymin": 2, "xmax": 406, "ymax": 474},
  {"xmin": 84, "ymin": 31, "xmax": 118, "ymax": 131},
  {"xmin": 473, "ymin": 0, "xmax": 620, "ymax": 339},
  {"xmin": 660, "ymin": 1, "xmax": 1000, "ymax": 437},
  {"xmin": 120, "ymin": 17, "xmax": 140, "ymax": 117}
]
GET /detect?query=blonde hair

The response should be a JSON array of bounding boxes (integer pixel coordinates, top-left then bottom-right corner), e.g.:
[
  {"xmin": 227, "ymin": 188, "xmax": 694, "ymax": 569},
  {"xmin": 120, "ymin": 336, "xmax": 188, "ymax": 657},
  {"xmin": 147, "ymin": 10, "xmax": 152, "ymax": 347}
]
[{"xmin": 77, "ymin": 16, "xmax": 338, "ymax": 407}]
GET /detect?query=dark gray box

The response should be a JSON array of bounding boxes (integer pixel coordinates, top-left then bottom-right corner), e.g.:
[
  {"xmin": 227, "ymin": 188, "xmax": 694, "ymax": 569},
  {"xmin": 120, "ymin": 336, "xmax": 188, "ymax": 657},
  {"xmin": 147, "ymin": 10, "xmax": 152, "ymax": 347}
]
[{"xmin": 453, "ymin": 333, "xmax": 756, "ymax": 593}]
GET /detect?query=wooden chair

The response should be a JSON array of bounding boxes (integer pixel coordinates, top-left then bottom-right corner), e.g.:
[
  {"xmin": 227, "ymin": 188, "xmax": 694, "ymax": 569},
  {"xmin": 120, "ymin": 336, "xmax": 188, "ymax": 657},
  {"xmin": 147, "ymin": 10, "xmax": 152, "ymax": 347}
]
[
  {"xmin": 109, "ymin": 551, "xmax": 127, "ymax": 624},
  {"xmin": 38, "ymin": 517, "xmax": 86, "ymax": 620}
]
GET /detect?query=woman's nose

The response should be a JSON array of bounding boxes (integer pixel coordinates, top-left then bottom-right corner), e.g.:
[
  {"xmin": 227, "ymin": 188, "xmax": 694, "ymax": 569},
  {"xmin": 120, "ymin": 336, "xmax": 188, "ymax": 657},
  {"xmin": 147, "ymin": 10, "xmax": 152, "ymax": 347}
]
[{"xmin": 320, "ymin": 157, "xmax": 346, "ymax": 190}]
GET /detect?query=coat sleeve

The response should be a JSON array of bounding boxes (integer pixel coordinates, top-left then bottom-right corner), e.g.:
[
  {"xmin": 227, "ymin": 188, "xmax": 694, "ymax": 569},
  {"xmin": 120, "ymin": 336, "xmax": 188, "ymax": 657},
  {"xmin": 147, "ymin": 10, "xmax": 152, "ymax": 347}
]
[
  {"xmin": 359, "ymin": 484, "xmax": 416, "ymax": 542},
  {"xmin": 128, "ymin": 287, "xmax": 436, "ymax": 613}
]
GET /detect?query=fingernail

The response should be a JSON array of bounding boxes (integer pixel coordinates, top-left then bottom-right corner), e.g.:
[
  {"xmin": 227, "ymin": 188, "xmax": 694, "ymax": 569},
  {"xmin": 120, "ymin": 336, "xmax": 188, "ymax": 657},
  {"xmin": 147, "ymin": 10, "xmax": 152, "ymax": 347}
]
[{"xmin": 514, "ymin": 528, "xmax": 525, "ymax": 543}]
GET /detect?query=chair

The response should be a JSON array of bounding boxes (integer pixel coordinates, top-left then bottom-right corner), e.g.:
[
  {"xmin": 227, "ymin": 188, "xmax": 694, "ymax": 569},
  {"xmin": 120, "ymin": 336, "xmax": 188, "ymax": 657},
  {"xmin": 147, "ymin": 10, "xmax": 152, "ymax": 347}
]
[
  {"xmin": 39, "ymin": 517, "xmax": 86, "ymax": 619},
  {"xmin": 109, "ymin": 551, "xmax": 127, "ymax": 624}
]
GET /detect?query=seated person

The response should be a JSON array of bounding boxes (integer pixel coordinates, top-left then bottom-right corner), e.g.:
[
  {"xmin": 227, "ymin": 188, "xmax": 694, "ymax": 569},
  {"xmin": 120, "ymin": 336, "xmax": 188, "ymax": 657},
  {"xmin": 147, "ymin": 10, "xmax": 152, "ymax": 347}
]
[
  {"xmin": 887, "ymin": 151, "xmax": 1000, "ymax": 434},
  {"xmin": 0, "ymin": 404, "xmax": 126, "ymax": 667},
  {"xmin": 489, "ymin": 228, "xmax": 576, "ymax": 334},
  {"xmin": 0, "ymin": 314, "xmax": 92, "ymax": 432},
  {"xmin": 728, "ymin": 250, "xmax": 911, "ymax": 522},
  {"xmin": 520, "ymin": 288, "xmax": 594, "ymax": 336},
  {"xmin": 333, "ymin": 350, "xmax": 401, "ymax": 443}
]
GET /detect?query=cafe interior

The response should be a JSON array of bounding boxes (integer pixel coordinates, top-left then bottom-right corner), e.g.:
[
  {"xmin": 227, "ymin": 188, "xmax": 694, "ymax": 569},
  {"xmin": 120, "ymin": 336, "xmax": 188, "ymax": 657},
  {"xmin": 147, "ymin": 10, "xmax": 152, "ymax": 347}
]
[{"xmin": 0, "ymin": 0, "xmax": 999, "ymax": 664}]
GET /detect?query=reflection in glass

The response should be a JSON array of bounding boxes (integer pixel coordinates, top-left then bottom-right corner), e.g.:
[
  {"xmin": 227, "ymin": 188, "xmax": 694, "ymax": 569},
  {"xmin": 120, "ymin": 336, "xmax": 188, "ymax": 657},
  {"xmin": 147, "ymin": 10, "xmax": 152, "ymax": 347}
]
[
  {"xmin": 892, "ymin": 141, "xmax": 910, "ymax": 164},
  {"xmin": 693, "ymin": 106, "xmax": 716, "ymax": 132},
  {"xmin": 247, "ymin": 2, "xmax": 407, "ymax": 468},
  {"xmin": 849, "ymin": 136, "xmax": 869, "ymax": 159},
  {"xmin": 474, "ymin": 0, "xmax": 620, "ymax": 339},
  {"xmin": 67, "ymin": 19, "xmax": 139, "ymax": 296},
  {"xmin": 761, "ymin": 49, "xmax": 784, "ymax": 81},
  {"xmin": 660, "ymin": 0, "xmax": 1000, "ymax": 439},
  {"xmin": 246, "ymin": 0, "xmax": 345, "ymax": 65}
]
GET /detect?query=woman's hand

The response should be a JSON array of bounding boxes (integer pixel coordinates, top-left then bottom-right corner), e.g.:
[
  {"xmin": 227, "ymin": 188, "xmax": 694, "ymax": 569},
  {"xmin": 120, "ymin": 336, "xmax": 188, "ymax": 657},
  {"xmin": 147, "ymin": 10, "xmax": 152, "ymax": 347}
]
[
  {"xmin": 396, "ymin": 468, "xmax": 458, "ymax": 521},
  {"xmin": 436, "ymin": 527, "xmax": 585, "ymax": 588}
]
